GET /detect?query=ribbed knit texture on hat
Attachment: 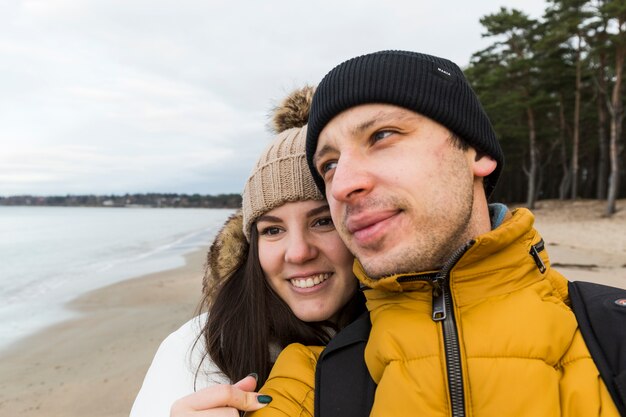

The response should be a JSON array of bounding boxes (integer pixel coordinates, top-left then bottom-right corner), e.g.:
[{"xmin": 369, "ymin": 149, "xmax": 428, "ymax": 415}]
[
  {"xmin": 242, "ymin": 125, "xmax": 324, "ymax": 241},
  {"xmin": 305, "ymin": 50, "xmax": 504, "ymax": 197}
]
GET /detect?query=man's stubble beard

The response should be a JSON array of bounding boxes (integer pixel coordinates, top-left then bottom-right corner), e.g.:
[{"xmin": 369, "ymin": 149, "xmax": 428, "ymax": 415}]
[
  {"xmin": 343, "ymin": 155, "xmax": 476, "ymax": 279},
  {"xmin": 354, "ymin": 202, "xmax": 474, "ymax": 279}
]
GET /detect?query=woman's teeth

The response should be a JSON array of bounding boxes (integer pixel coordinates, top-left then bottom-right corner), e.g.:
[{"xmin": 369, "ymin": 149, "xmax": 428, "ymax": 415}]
[{"xmin": 290, "ymin": 273, "xmax": 330, "ymax": 289}]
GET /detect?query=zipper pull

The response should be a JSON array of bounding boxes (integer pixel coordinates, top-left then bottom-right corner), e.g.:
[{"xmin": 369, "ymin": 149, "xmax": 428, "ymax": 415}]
[
  {"xmin": 529, "ymin": 240, "xmax": 546, "ymax": 273},
  {"xmin": 432, "ymin": 277, "xmax": 446, "ymax": 321}
]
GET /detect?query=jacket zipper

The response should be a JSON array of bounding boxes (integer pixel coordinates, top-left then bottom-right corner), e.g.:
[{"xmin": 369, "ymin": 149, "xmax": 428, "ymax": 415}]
[
  {"xmin": 400, "ymin": 242, "xmax": 473, "ymax": 417},
  {"xmin": 435, "ymin": 276, "xmax": 465, "ymax": 417}
]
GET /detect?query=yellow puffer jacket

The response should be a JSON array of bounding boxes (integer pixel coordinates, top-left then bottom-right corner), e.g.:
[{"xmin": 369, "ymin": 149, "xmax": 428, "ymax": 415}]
[{"xmin": 249, "ymin": 208, "xmax": 619, "ymax": 417}]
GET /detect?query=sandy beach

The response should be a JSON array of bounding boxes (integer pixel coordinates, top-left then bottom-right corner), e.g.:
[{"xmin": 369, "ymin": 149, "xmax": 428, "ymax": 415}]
[
  {"xmin": 530, "ymin": 199, "xmax": 626, "ymax": 287},
  {"xmin": 0, "ymin": 248, "xmax": 209, "ymax": 417},
  {"xmin": 0, "ymin": 199, "xmax": 625, "ymax": 417}
]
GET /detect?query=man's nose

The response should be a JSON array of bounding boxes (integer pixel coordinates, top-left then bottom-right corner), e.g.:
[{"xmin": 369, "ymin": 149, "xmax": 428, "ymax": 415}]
[{"xmin": 328, "ymin": 152, "xmax": 372, "ymax": 203}]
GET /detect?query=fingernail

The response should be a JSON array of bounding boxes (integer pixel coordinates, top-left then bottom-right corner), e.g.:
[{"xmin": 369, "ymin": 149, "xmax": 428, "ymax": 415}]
[
  {"xmin": 247, "ymin": 372, "xmax": 258, "ymax": 382},
  {"xmin": 257, "ymin": 395, "xmax": 273, "ymax": 404}
]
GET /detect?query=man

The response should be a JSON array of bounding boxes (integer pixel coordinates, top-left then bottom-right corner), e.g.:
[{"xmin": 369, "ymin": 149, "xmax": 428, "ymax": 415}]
[{"xmin": 249, "ymin": 50, "xmax": 621, "ymax": 417}]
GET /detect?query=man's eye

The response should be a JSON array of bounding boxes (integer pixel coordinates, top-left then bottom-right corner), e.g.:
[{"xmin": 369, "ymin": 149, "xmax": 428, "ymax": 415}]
[
  {"xmin": 373, "ymin": 130, "xmax": 394, "ymax": 142},
  {"xmin": 319, "ymin": 161, "xmax": 337, "ymax": 175}
]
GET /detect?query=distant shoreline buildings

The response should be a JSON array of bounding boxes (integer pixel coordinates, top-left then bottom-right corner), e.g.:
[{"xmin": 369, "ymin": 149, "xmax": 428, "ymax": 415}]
[{"xmin": 0, "ymin": 193, "xmax": 242, "ymax": 209}]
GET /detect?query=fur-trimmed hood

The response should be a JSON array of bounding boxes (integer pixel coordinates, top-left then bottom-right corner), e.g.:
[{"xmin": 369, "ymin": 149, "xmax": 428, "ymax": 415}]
[{"xmin": 202, "ymin": 210, "xmax": 248, "ymax": 303}]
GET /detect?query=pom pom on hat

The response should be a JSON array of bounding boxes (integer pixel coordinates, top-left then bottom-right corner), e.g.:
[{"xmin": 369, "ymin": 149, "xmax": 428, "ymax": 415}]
[{"xmin": 271, "ymin": 85, "xmax": 316, "ymax": 134}]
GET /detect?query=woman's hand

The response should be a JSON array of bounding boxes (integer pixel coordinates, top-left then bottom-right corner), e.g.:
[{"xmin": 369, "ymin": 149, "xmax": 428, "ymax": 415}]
[{"xmin": 170, "ymin": 374, "xmax": 272, "ymax": 417}]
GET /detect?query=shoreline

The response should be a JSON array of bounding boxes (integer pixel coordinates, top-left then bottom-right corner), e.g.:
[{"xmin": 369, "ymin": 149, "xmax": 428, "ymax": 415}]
[
  {"xmin": 0, "ymin": 206, "xmax": 233, "ymax": 353},
  {"xmin": 0, "ymin": 247, "xmax": 209, "ymax": 417}
]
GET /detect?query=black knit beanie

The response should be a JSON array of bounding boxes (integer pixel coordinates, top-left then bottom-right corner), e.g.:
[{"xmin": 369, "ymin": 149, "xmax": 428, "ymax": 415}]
[{"xmin": 305, "ymin": 50, "xmax": 504, "ymax": 198}]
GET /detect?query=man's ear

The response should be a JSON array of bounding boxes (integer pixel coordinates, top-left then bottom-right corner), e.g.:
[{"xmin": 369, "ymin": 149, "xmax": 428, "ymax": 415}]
[{"xmin": 472, "ymin": 153, "xmax": 497, "ymax": 178}]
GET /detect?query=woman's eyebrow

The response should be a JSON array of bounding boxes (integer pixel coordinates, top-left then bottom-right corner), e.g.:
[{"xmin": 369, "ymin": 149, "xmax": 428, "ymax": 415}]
[
  {"xmin": 306, "ymin": 204, "xmax": 330, "ymax": 218},
  {"xmin": 256, "ymin": 214, "xmax": 282, "ymax": 224}
]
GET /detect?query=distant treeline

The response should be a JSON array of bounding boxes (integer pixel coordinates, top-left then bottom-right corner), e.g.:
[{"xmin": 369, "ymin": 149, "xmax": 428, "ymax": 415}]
[
  {"xmin": 0, "ymin": 193, "xmax": 242, "ymax": 208},
  {"xmin": 465, "ymin": 0, "xmax": 626, "ymax": 216}
]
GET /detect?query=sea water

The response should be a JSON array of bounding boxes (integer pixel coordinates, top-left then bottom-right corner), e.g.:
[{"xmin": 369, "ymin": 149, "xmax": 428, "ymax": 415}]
[{"xmin": 0, "ymin": 206, "xmax": 234, "ymax": 351}]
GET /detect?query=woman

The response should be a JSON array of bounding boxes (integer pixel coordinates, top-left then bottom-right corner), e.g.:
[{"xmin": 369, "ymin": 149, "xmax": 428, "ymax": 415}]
[{"xmin": 129, "ymin": 86, "xmax": 363, "ymax": 417}]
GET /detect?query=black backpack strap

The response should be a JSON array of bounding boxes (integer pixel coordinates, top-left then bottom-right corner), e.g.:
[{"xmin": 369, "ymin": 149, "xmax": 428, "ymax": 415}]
[
  {"xmin": 569, "ymin": 281, "xmax": 626, "ymax": 416},
  {"xmin": 314, "ymin": 311, "xmax": 376, "ymax": 417}
]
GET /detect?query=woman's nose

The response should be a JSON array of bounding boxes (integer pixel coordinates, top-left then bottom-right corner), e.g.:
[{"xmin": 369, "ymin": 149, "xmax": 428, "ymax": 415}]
[{"xmin": 284, "ymin": 233, "xmax": 318, "ymax": 264}]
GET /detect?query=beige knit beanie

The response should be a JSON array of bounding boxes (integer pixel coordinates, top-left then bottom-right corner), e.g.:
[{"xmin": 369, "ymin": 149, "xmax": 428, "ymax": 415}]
[{"xmin": 242, "ymin": 85, "xmax": 323, "ymax": 241}]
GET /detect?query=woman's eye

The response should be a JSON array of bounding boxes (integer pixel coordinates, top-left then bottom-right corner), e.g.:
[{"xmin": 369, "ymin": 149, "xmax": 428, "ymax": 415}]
[
  {"xmin": 260, "ymin": 226, "xmax": 282, "ymax": 236},
  {"xmin": 313, "ymin": 217, "xmax": 334, "ymax": 228},
  {"xmin": 373, "ymin": 130, "xmax": 394, "ymax": 142}
]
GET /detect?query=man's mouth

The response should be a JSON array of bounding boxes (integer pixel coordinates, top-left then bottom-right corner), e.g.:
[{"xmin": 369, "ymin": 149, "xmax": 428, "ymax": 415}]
[
  {"xmin": 345, "ymin": 210, "xmax": 400, "ymax": 241},
  {"xmin": 290, "ymin": 273, "xmax": 331, "ymax": 289}
]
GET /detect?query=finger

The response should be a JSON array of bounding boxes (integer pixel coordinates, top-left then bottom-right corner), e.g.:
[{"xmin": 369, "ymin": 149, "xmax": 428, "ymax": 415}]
[
  {"xmin": 194, "ymin": 406, "xmax": 240, "ymax": 417},
  {"xmin": 233, "ymin": 374, "xmax": 258, "ymax": 392},
  {"xmin": 171, "ymin": 406, "xmax": 239, "ymax": 417},
  {"xmin": 173, "ymin": 384, "xmax": 271, "ymax": 413}
]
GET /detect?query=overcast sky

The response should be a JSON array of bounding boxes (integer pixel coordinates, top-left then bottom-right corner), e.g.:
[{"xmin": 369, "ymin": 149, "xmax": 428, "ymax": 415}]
[{"xmin": 1, "ymin": 0, "xmax": 548, "ymax": 196}]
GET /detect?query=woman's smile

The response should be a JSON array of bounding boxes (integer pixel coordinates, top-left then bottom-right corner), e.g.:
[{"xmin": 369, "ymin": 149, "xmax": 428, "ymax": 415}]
[{"xmin": 289, "ymin": 272, "xmax": 332, "ymax": 289}]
